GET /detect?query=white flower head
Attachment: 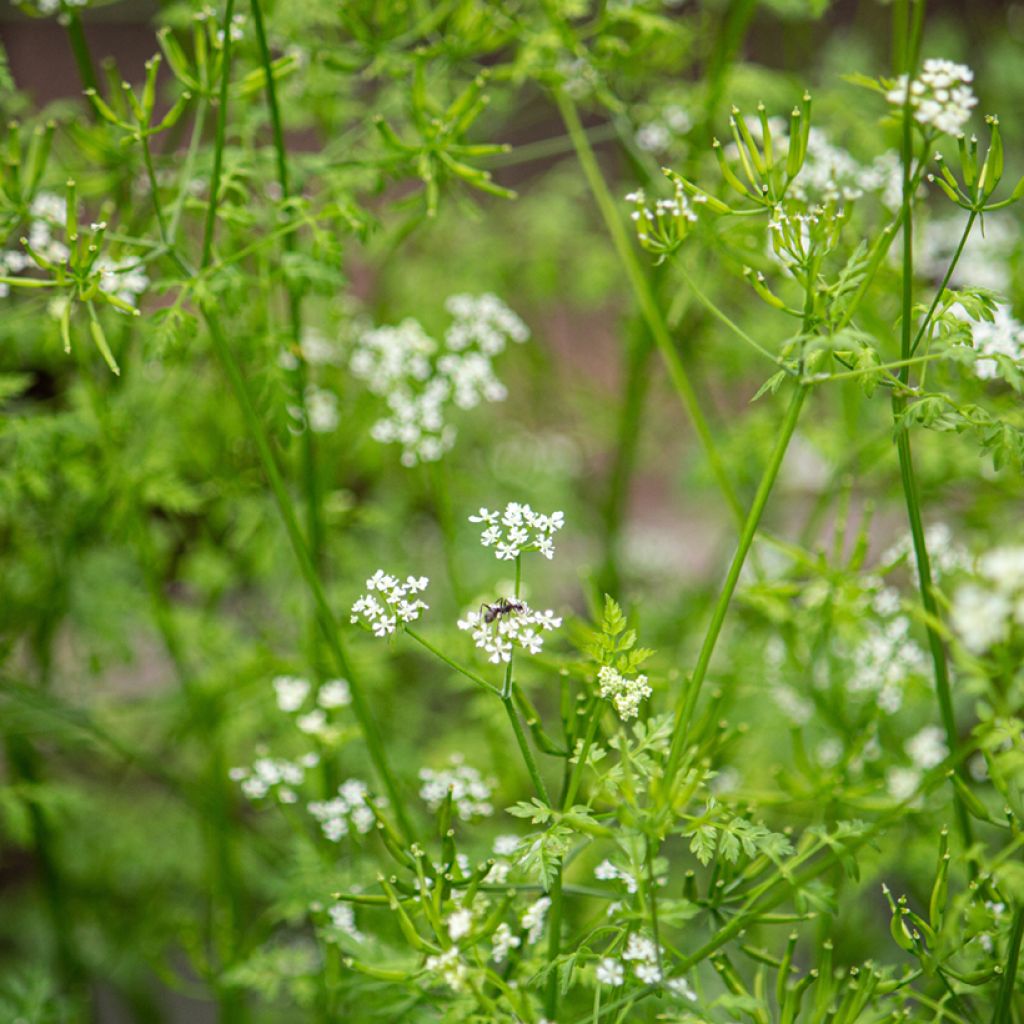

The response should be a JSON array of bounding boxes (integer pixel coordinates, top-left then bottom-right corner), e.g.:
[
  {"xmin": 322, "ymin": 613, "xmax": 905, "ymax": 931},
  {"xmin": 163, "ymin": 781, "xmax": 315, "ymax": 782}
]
[
  {"xmin": 886, "ymin": 58, "xmax": 977, "ymax": 135},
  {"xmin": 350, "ymin": 295, "xmax": 528, "ymax": 467},
  {"xmin": 457, "ymin": 600, "xmax": 562, "ymax": 664},
  {"xmin": 351, "ymin": 571, "xmax": 429, "ymax": 637},
  {"xmin": 521, "ymin": 896, "xmax": 551, "ymax": 944},
  {"xmin": 308, "ymin": 777, "xmax": 376, "ymax": 842},
  {"xmin": 419, "ymin": 756, "xmax": 495, "ymax": 820},
  {"xmin": 598, "ymin": 666, "xmax": 652, "ymax": 720},
  {"xmin": 469, "ymin": 502, "xmax": 565, "ymax": 561},
  {"xmin": 596, "ymin": 957, "xmax": 625, "ymax": 987}
]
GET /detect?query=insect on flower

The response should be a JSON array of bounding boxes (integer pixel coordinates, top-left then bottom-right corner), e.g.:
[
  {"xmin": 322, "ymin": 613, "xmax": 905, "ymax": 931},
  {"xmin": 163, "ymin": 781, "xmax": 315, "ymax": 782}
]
[{"xmin": 482, "ymin": 597, "xmax": 526, "ymax": 624}]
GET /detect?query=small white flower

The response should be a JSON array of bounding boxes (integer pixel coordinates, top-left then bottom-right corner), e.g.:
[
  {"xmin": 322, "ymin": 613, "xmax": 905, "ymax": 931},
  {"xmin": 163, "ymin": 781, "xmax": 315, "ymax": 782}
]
[
  {"xmin": 447, "ymin": 909, "xmax": 473, "ymax": 941},
  {"xmin": 318, "ymin": 679, "xmax": 351, "ymax": 708},
  {"xmin": 491, "ymin": 922, "xmax": 520, "ymax": 963},
  {"xmin": 596, "ymin": 958, "xmax": 624, "ymax": 986},
  {"xmin": 419, "ymin": 757, "xmax": 495, "ymax": 820},
  {"xmin": 273, "ymin": 675, "xmax": 310, "ymax": 712},
  {"xmin": 906, "ymin": 725, "xmax": 948, "ymax": 770}
]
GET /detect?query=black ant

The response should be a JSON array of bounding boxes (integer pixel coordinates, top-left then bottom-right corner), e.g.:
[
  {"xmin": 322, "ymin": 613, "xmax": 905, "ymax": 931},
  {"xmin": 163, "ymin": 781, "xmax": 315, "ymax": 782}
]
[{"xmin": 481, "ymin": 598, "xmax": 526, "ymax": 624}]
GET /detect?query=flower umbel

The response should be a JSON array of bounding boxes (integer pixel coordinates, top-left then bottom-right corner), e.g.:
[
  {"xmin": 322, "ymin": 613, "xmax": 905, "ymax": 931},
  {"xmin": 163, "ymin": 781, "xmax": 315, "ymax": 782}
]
[
  {"xmin": 468, "ymin": 502, "xmax": 565, "ymax": 561},
  {"xmin": 350, "ymin": 571, "xmax": 429, "ymax": 637}
]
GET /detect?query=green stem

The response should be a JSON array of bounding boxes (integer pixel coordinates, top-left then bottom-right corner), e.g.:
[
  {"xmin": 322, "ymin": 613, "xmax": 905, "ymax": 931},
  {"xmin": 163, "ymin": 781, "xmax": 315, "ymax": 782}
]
[
  {"xmin": 502, "ymin": 695, "xmax": 550, "ymax": 805},
  {"xmin": 249, "ymin": 0, "xmax": 325, "ymax": 670},
  {"xmin": 892, "ymin": 22, "xmax": 974, "ymax": 857},
  {"xmin": 169, "ymin": 98, "xmax": 208, "ymax": 243},
  {"xmin": 909, "ymin": 209, "xmax": 977, "ymax": 357},
  {"xmin": 557, "ymin": 91, "xmax": 744, "ymax": 526},
  {"xmin": 64, "ymin": 9, "xmax": 99, "ymax": 97},
  {"xmin": 203, "ymin": 309, "xmax": 413, "ymax": 840},
  {"xmin": 200, "ymin": 0, "xmax": 237, "ymax": 269},
  {"xmin": 544, "ymin": 872, "xmax": 564, "ymax": 1018},
  {"xmin": 404, "ymin": 628, "xmax": 502, "ymax": 697},
  {"xmin": 664, "ymin": 382, "xmax": 808, "ymax": 786},
  {"xmin": 991, "ymin": 906, "xmax": 1024, "ymax": 1024},
  {"xmin": 598, "ymin": 315, "xmax": 652, "ymax": 598}
]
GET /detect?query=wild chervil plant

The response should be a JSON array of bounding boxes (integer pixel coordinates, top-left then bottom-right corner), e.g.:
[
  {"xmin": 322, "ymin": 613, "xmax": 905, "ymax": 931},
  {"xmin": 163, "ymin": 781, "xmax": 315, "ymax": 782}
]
[{"xmin": 1, "ymin": 1, "xmax": 1024, "ymax": 1023}]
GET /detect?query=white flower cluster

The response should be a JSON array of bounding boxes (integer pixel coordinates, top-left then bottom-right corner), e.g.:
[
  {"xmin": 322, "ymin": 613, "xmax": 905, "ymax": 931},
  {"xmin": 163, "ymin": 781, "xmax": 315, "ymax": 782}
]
[
  {"xmin": 881, "ymin": 522, "xmax": 971, "ymax": 580},
  {"xmin": 323, "ymin": 902, "xmax": 364, "ymax": 942},
  {"xmin": 230, "ymin": 752, "xmax": 319, "ymax": 803},
  {"xmin": 886, "ymin": 59, "xmax": 977, "ymax": 135},
  {"xmin": 625, "ymin": 182, "xmax": 698, "ymax": 244},
  {"xmin": 598, "ymin": 665, "xmax": 653, "ymax": 720},
  {"xmin": 424, "ymin": 946, "xmax": 467, "ymax": 991},
  {"xmin": 418, "ymin": 756, "xmax": 495, "ymax": 820},
  {"xmin": 594, "ymin": 858, "xmax": 638, "ymax": 894},
  {"xmin": 952, "ymin": 546, "xmax": 1024, "ymax": 653},
  {"xmin": 844, "ymin": 611, "xmax": 927, "ymax": 714},
  {"xmin": 350, "ymin": 570, "xmax": 429, "ymax": 637},
  {"xmin": 949, "ymin": 302, "xmax": 1024, "ymax": 382},
  {"xmin": 634, "ymin": 104, "xmax": 692, "ymax": 153},
  {"xmin": 794, "ymin": 129, "xmax": 905, "ymax": 209},
  {"xmin": 1, "ymin": 193, "xmax": 67, "ymax": 298},
  {"xmin": 490, "ymin": 922, "xmax": 521, "ymax": 963},
  {"xmin": 308, "ymin": 778, "xmax": 376, "ymax": 841},
  {"xmin": 919, "ymin": 214, "xmax": 1018, "ymax": 293},
  {"xmin": 302, "ymin": 384, "xmax": 340, "ymax": 433},
  {"xmin": 468, "ymin": 502, "xmax": 565, "ymax": 561},
  {"xmin": 521, "ymin": 895, "xmax": 551, "ymax": 944},
  {"xmin": 886, "ymin": 725, "xmax": 950, "ymax": 800},
  {"xmin": 483, "ymin": 834, "xmax": 520, "ymax": 886},
  {"xmin": 271, "ymin": 674, "xmax": 351, "ymax": 737},
  {"xmin": 457, "ymin": 602, "xmax": 561, "ymax": 663},
  {"xmin": 94, "ymin": 258, "xmax": 149, "ymax": 309},
  {"xmin": 349, "ymin": 294, "xmax": 529, "ymax": 467}
]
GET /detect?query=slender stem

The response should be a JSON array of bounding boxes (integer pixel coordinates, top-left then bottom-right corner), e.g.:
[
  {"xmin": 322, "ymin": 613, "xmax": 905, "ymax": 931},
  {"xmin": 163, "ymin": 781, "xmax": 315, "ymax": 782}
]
[
  {"xmin": 664, "ymin": 382, "xmax": 808, "ymax": 785},
  {"xmin": 557, "ymin": 91, "xmax": 744, "ymax": 526},
  {"xmin": 64, "ymin": 10, "xmax": 99, "ymax": 97},
  {"xmin": 200, "ymin": 0, "xmax": 237, "ymax": 269},
  {"xmin": 404, "ymin": 628, "xmax": 502, "ymax": 697},
  {"xmin": 909, "ymin": 209, "xmax": 977, "ymax": 357},
  {"xmin": 169, "ymin": 99, "xmax": 209, "ymax": 243},
  {"xmin": 429, "ymin": 459, "xmax": 467, "ymax": 606},
  {"xmin": 502, "ymin": 695, "xmax": 550, "ymax": 805},
  {"xmin": 249, "ymin": 0, "xmax": 324, "ymax": 669},
  {"xmin": 598, "ymin": 315, "xmax": 652, "ymax": 598},
  {"xmin": 679, "ymin": 265, "xmax": 791, "ymax": 369},
  {"xmin": 991, "ymin": 906, "xmax": 1024, "ymax": 1024},
  {"xmin": 543, "ymin": 872, "xmax": 564, "ymax": 1017},
  {"xmin": 891, "ymin": 21, "xmax": 974, "ymax": 856},
  {"xmin": 203, "ymin": 309, "xmax": 413, "ymax": 839}
]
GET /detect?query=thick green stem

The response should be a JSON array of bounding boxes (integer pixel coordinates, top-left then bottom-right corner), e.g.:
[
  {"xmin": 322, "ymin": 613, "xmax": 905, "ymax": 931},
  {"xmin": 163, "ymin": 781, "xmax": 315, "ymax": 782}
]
[
  {"xmin": 557, "ymin": 91, "xmax": 744, "ymax": 526},
  {"xmin": 664, "ymin": 383, "xmax": 808, "ymax": 785}
]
